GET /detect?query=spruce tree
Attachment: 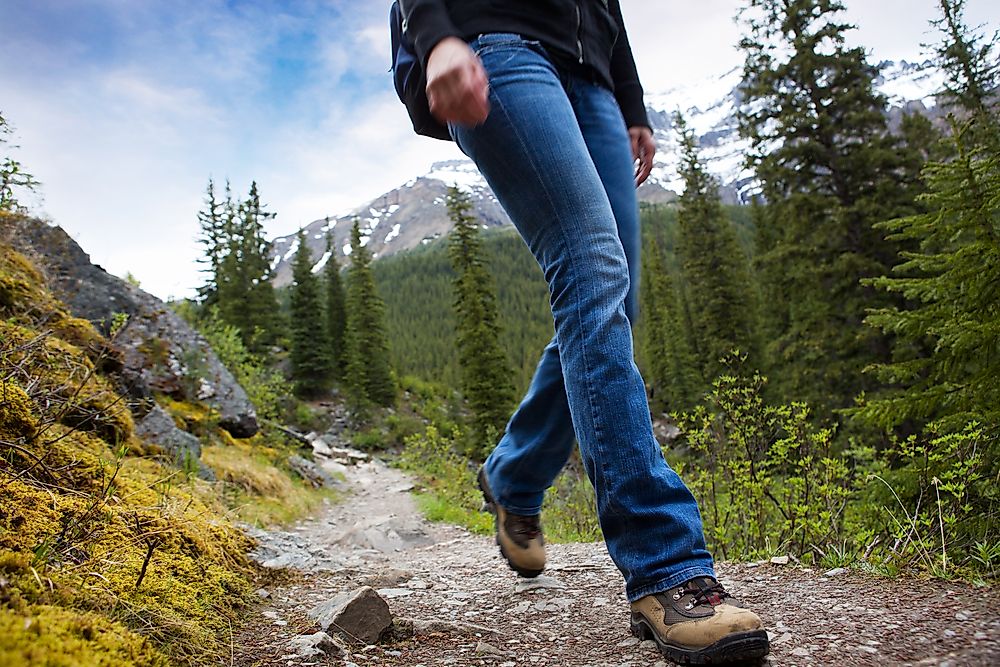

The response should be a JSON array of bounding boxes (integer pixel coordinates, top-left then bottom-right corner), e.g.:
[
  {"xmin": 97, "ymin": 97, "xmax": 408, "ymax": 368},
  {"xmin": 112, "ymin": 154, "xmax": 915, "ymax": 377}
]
[
  {"xmin": 195, "ymin": 178, "xmax": 225, "ymax": 307},
  {"xmin": 289, "ymin": 229, "xmax": 332, "ymax": 397},
  {"xmin": 737, "ymin": 0, "xmax": 916, "ymax": 411},
  {"xmin": 674, "ymin": 114, "xmax": 758, "ymax": 380},
  {"xmin": 344, "ymin": 219, "xmax": 395, "ymax": 409},
  {"xmin": 859, "ymin": 1, "xmax": 1000, "ymax": 435},
  {"xmin": 0, "ymin": 112, "xmax": 40, "ymax": 213},
  {"xmin": 324, "ymin": 233, "xmax": 347, "ymax": 380},
  {"xmin": 215, "ymin": 181, "xmax": 281, "ymax": 352},
  {"xmin": 640, "ymin": 232, "xmax": 701, "ymax": 414},
  {"xmin": 446, "ymin": 186, "xmax": 515, "ymax": 453}
]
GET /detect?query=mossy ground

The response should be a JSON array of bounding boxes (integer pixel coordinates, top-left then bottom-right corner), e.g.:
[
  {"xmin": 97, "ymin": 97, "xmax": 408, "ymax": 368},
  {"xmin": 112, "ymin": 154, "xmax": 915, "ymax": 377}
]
[{"xmin": 0, "ymin": 240, "xmax": 321, "ymax": 665}]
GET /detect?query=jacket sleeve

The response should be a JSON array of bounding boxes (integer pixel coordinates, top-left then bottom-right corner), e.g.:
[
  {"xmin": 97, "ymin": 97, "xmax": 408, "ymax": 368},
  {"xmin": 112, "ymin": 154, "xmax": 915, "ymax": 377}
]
[
  {"xmin": 608, "ymin": 0, "xmax": 650, "ymax": 130},
  {"xmin": 400, "ymin": 0, "xmax": 461, "ymax": 69}
]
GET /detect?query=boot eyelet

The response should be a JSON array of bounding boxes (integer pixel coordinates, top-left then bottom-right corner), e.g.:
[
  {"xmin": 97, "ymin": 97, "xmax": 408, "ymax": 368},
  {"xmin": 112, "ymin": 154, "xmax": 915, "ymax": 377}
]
[
  {"xmin": 685, "ymin": 602, "xmax": 694, "ymax": 610},
  {"xmin": 672, "ymin": 593, "xmax": 681, "ymax": 601}
]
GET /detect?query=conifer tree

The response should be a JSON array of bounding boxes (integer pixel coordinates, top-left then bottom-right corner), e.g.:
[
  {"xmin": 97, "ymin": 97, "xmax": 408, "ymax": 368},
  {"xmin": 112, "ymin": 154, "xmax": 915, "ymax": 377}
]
[
  {"xmin": 446, "ymin": 186, "xmax": 515, "ymax": 453},
  {"xmin": 343, "ymin": 219, "xmax": 395, "ymax": 409},
  {"xmin": 195, "ymin": 178, "xmax": 225, "ymax": 307},
  {"xmin": 674, "ymin": 114, "xmax": 758, "ymax": 380},
  {"xmin": 737, "ymin": 0, "xmax": 916, "ymax": 411},
  {"xmin": 324, "ymin": 233, "xmax": 347, "ymax": 380},
  {"xmin": 859, "ymin": 1, "xmax": 1000, "ymax": 435},
  {"xmin": 288, "ymin": 229, "xmax": 332, "ymax": 397},
  {"xmin": 0, "ymin": 112, "xmax": 40, "ymax": 213},
  {"xmin": 216, "ymin": 181, "xmax": 281, "ymax": 352},
  {"xmin": 640, "ymin": 233, "xmax": 701, "ymax": 414}
]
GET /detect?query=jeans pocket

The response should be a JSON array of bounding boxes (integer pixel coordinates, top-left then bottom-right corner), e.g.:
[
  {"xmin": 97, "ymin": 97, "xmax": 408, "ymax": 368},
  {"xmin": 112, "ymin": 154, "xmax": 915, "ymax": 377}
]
[{"xmin": 471, "ymin": 32, "xmax": 544, "ymax": 57}]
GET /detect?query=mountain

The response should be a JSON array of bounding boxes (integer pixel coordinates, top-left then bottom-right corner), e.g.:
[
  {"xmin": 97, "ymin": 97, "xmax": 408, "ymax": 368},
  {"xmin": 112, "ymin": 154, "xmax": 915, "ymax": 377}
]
[{"xmin": 270, "ymin": 60, "xmax": 943, "ymax": 286}]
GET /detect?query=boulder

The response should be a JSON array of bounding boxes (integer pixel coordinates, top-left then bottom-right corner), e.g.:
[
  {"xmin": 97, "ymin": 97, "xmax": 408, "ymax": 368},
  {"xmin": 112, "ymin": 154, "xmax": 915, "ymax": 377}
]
[
  {"xmin": 6, "ymin": 217, "xmax": 258, "ymax": 438},
  {"xmin": 133, "ymin": 405, "xmax": 215, "ymax": 480},
  {"xmin": 288, "ymin": 454, "xmax": 338, "ymax": 488},
  {"xmin": 308, "ymin": 587, "xmax": 393, "ymax": 646}
]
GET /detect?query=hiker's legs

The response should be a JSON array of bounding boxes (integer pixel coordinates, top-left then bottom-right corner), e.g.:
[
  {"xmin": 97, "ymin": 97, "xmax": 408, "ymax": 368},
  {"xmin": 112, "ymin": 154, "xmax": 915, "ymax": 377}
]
[
  {"xmin": 481, "ymin": 62, "xmax": 644, "ymax": 518},
  {"xmin": 452, "ymin": 33, "xmax": 714, "ymax": 599}
]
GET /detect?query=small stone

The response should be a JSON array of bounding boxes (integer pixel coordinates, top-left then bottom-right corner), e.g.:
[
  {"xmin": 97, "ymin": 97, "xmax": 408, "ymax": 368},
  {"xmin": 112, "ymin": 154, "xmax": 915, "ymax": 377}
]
[
  {"xmin": 943, "ymin": 629, "xmax": 957, "ymax": 638},
  {"xmin": 772, "ymin": 633, "xmax": 794, "ymax": 645},
  {"xmin": 287, "ymin": 632, "xmax": 346, "ymax": 659},
  {"xmin": 857, "ymin": 645, "xmax": 878, "ymax": 654},
  {"xmin": 592, "ymin": 597, "xmax": 609, "ymax": 607},
  {"xmin": 770, "ymin": 555, "xmax": 790, "ymax": 566},
  {"xmin": 654, "ymin": 662, "xmax": 668, "ymax": 667},
  {"xmin": 377, "ymin": 588, "xmax": 414, "ymax": 599},
  {"xmin": 476, "ymin": 640, "xmax": 503, "ymax": 655},
  {"xmin": 616, "ymin": 637, "xmax": 641, "ymax": 648},
  {"xmin": 514, "ymin": 575, "xmax": 565, "ymax": 593},
  {"xmin": 406, "ymin": 579, "xmax": 428, "ymax": 590},
  {"xmin": 639, "ymin": 640, "xmax": 657, "ymax": 651},
  {"xmin": 823, "ymin": 567, "xmax": 848, "ymax": 577},
  {"xmin": 955, "ymin": 611, "xmax": 970, "ymax": 621},
  {"xmin": 262, "ymin": 611, "xmax": 280, "ymax": 620},
  {"xmin": 500, "ymin": 662, "xmax": 516, "ymax": 667},
  {"xmin": 256, "ymin": 588, "xmax": 271, "ymax": 599},
  {"xmin": 791, "ymin": 647, "xmax": 811, "ymax": 657}
]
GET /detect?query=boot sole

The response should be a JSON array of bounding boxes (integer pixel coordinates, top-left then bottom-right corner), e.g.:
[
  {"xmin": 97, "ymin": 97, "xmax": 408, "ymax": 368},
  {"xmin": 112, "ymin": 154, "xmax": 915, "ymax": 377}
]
[
  {"xmin": 631, "ymin": 617, "xmax": 770, "ymax": 665},
  {"xmin": 477, "ymin": 469, "xmax": 544, "ymax": 579}
]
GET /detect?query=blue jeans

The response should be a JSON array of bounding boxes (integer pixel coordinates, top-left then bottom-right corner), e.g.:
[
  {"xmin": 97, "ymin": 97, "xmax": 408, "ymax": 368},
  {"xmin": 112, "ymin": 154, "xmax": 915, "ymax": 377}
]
[{"xmin": 450, "ymin": 33, "xmax": 715, "ymax": 602}]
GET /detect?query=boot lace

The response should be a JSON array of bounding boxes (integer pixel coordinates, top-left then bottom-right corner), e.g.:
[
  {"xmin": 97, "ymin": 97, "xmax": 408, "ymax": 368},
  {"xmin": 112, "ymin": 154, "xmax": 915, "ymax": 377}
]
[{"xmin": 672, "ymin": 577, "xmax": 730, "ymax": 609}]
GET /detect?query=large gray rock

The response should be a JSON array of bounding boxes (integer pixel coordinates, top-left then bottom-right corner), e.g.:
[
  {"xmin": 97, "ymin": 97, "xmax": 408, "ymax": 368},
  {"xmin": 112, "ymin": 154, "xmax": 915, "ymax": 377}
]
[
  {"xmin": 5, "ymin": 216, "xmax": 258, "ymax": 438},
  {"xmin": 308, "ymin": 587, "xmax": 393, "ymax": 646},
  {"xmin": 134, "ymin": 405, "xmax": 215, "ymax": 480}
]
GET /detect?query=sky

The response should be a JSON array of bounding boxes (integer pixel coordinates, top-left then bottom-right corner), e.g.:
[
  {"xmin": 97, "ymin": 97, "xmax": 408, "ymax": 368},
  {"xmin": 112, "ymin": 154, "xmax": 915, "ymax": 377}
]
[{"xmin": 1, "ymin": 0, "xmax": 996, "ymax": 300}]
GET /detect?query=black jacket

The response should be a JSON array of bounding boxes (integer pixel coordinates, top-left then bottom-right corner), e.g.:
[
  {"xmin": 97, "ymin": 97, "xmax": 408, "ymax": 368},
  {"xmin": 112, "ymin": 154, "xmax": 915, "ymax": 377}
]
[{"xmin": 400, "ymin": 0, "xmax": 650, "ymax": 130}]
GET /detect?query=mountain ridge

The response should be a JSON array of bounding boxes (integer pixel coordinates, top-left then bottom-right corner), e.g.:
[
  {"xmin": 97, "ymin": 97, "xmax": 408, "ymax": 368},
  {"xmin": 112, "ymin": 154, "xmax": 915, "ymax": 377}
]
[{"xmin": 269, "ymin": 59, "xmax": 943, "ymax": 287}]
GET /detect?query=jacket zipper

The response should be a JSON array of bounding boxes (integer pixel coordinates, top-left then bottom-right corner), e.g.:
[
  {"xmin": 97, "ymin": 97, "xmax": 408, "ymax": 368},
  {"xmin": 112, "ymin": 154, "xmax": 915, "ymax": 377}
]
[{"xmin": 575, "ymin": 3, "xmax": 584, "ymax": 64}]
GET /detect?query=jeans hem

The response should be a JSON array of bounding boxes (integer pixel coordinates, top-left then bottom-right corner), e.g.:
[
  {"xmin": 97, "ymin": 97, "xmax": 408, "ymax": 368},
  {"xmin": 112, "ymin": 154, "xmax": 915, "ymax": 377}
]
[{"xmin": 626, "ymin": 565, "xmax": 717, "ymax": 603}]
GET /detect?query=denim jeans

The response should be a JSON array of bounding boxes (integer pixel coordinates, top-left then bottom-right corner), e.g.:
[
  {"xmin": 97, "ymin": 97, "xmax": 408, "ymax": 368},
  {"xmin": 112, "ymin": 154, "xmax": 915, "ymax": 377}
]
[{"xmin": 449, "ymin": 33, "xmax": 715, "ymax": 601}]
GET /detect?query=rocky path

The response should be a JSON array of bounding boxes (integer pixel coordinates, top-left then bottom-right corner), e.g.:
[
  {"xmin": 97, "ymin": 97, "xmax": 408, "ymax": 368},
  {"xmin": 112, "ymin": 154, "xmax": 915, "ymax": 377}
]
[{"xmin": 234, "ymin": 454, "xmax": 1000, "ymax": 667}]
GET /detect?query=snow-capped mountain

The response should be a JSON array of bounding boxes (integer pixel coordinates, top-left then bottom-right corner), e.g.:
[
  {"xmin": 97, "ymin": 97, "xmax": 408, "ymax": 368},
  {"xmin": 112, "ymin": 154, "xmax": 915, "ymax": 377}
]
[{"xmin": 270, "ymin": 60, "xmax": 943, "ymax": 287}]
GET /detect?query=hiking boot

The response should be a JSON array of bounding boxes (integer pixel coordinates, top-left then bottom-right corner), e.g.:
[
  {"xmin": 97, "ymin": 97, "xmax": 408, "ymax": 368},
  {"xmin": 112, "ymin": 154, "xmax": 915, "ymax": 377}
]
[
  {"xmin": 630, "ymin": 576, "xmax": 769, "ymax": 664},
  {"xmin": 477, "ymin": 468, "xmax": 545, "ymax": 578}
]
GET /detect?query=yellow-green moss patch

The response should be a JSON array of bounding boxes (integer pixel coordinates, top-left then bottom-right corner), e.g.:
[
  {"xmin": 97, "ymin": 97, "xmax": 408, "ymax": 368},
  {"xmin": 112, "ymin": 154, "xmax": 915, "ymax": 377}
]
[{"xmin": 0, "ymin": 380, "xmax": 37, "ymax": 440}]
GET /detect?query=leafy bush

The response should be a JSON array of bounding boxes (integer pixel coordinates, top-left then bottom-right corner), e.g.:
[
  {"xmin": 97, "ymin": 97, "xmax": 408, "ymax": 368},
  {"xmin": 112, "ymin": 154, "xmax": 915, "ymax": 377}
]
[{"xmin": 674, "ymin": 360, "xmax": 854, "ymax": 562}]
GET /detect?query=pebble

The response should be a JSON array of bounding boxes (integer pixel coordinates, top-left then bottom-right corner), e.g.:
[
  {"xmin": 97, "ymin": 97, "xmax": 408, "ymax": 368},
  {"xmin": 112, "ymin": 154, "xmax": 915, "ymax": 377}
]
[
  {"xmin": 476, "ymin": 641, "xmax": 503, "ymax": 655},
  {"xmin": 955, "ymin": 611, "xmax": 970, "ymax": 621},
  {"xmin": 639, "ymin": 640, "xmax": 657, "ymax": 651},
  {"xmin": 514, "ymin": 575, "xmax": 566, "ymax": 593},
  {"xmin": 943, "ymin": 629, "xmax": 957, "ymax": 638},
  {"xmin": 616, "ymin": 637, "xmax": 640, "ymax": 648},
  {"xmin": 975, "ymin": 632, "xmax": 988, "ymax": 641},
  {"xmin": 791, "ymin": 647, "xmax": 811, "ymax": 657},
  {"xmin": 377, "ymin": 588, "xmax": 414, "ymax": 599},
  {"xmin": 770, "ymin": 556, "xmax": 790, "ymax": 565},
  {"xmin": 823, "ymin": 567, "xmax": 848, "ymax": 577}
]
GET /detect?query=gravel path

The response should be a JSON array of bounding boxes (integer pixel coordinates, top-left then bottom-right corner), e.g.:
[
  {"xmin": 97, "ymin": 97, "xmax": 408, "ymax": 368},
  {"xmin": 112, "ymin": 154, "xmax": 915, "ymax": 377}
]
[{"xmin": 233, "ymin": 455, "xmax": 1000, "ymax": 667}]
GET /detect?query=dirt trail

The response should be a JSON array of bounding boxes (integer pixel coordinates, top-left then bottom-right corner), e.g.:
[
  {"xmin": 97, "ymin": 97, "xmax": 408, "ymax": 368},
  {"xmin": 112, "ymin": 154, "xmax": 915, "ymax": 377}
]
[{"xmin": 234, "ymin": 454, "xmax": 1000, "ymax": 667}]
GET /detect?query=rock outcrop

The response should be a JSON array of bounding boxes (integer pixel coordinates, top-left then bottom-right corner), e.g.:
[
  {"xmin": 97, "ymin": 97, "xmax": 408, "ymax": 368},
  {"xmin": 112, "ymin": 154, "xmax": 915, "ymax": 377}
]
[{"xmin": 4, "ymin": 216, "xmax": 258, "ymax": 439}]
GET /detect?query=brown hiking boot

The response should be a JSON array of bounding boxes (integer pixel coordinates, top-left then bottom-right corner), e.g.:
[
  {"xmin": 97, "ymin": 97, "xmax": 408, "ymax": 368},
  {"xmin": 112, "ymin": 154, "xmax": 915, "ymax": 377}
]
[
  {"xmin": 477, "ymin": 468, "xmax": 545, "ymax": 577},
  {"xmin": 630, "ymin": 576, "xmax": 769, "ymax": 664}
]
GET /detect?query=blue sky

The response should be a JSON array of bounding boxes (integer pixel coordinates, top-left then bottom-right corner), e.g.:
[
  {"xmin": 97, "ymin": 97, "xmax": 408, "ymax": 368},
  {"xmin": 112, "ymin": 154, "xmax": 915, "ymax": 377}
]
[{"xmin": 1, "ymin": 0, "xmax": 996, "ymax": 299}]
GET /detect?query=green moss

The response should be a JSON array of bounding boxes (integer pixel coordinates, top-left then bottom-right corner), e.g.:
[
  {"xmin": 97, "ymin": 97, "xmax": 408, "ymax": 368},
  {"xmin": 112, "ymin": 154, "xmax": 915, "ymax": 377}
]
[
  {"xmin": 0, "ymin": 322, "xmax": 134, "ymax": 446},
  {"xmin": 0, "ymin": 381, "xmax": 37, "ymax": 440},
  {"xmin": 0, "ymin": 606, "xmax": 170, "ymax": 667}
]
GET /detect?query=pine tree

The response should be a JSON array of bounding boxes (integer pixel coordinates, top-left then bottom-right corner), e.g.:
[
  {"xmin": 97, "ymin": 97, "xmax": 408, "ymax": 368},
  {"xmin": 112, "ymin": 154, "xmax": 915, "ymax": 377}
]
[
  {"xmin": 446, "ymin": 186, "xmax": 515, "ymax": 453},
  {"xmin": 674, "ymin": 114, "xmax": 758, "ymax": 380},
  {"xmin": 195, "ymin": 178, "xmax": 225, "ymax": 307},
  {"xmin": 859, "ymin": 0, "xmax": 1000, "ymax": 435},
  {"xmin": 0, "ymin": 112, "xmax": 40, "ymax": 213},
  {"xmin": 640, "ymin": 233, "xmax": 701, "ymax": 414},
  {"xmin": 343, "ymin": 219, "xmax": 395, "ymax": 410},
  {"xmin": 288, "ymin": 229, "xmax": 332, "ymax": 397},
  {"xmin": 324, "ymin": 233, "xmax": 347, "ymax": 380},
  {"xmin": 737, "ymin": 0, "xmax": 917, "ymax": 411},
  {"xmin": 215, "ymin": 181, "xmax": 281, "ymax": 352}
]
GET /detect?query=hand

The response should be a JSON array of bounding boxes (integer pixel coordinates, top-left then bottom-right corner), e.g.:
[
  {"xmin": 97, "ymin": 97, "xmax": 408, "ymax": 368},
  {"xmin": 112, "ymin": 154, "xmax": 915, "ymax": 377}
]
[
  {"xmin": 425, "ymin": 37, "xmax": 490, "ymax": 127},
  {"xmin": 629, "ymin": 126, "xmax": 655, "ymax": 187}
]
